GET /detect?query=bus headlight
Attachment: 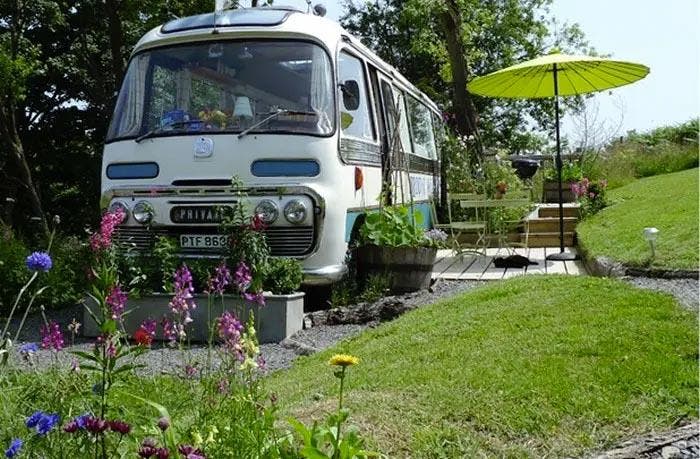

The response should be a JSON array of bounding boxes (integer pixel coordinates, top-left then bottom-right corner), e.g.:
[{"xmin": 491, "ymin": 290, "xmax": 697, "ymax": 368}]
[
  {"xmin": 108, "ymin": 201, "xmax": 129, "ymax": 223},
  {"xmin": 284, "ymin": 200, "xmax": 307, "ymax": 224},
  {"xmin": 133, "ymin": 201, "xmax": 154, "ymax": 224},
  {"xmin": 255, "ymin": 200, "xmax": 278, "ymax": 224}
]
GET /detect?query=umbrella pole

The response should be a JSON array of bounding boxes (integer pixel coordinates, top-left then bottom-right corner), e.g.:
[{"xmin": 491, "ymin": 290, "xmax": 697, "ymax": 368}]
[{"xmin": 547, "ymin": 63, "xmax": 578, "ymax": 262}]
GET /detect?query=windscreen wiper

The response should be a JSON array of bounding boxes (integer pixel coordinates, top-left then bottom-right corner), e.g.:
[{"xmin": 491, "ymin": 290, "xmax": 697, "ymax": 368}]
[
  {"xmin": 237, "ymin": 109, "xmax": 317, "ymax": 139},
  {"xmin": 135, "ymin": 120, "xmax": 203, "ymax": 143}
]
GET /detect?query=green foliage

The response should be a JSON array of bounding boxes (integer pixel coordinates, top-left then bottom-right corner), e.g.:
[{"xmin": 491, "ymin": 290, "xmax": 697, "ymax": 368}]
[
  {"xmin": 0, "ymin": 229, "xmax": 86, "ymax": 316},
  {"xmin": 342, "ymin": 0, "xmax": 591, "ymax": 150},
  {"xmin": 219, "ymin": 180, "xmax": 270, "ymax": 292},
  {"xmin": 442, "ymin": 133, "xmax": 481, "ymax": 193},
  {"xmin": 572, "ymin": 119, "xmax": 699, "ymax": 190},
  {"xmin": 263, "ymin": 258, "xmax": 303, "ymax": 295},
  {"xmin": 543, "ymin": 161, "xmax": 584, "ymax": 182},
  {"xmin": 357, "ymin": 274, "xmax": 390, "ymax": 304},
  {"xmin": 577, "ymin": 168, "xmax": 699, "ymax": 270},
  {"xmin": 0, "ymin": 229, "xmax": 31, "ymax": 316},
  {"xmin": 269, "ymin": 276, "xmax": 698, "ymax": 457},
  {"xmin": 152, "ymin": 236, "xmax": 179, "ymax": 292},
  {"xmin": 359, "ymin": 206, "xmax": 427, "ymax": 247}
]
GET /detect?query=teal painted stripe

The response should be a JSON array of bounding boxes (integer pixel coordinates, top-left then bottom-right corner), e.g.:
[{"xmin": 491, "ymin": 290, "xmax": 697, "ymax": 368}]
[{"xmin": 344, "ymin": 202, "xmax": 433, "ymax": 243}]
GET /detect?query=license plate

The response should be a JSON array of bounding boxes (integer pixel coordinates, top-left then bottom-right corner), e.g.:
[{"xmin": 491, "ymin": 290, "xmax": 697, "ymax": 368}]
[{"xmin": 179, "ymin": 234, "xmax": 228, "ymax": 249}]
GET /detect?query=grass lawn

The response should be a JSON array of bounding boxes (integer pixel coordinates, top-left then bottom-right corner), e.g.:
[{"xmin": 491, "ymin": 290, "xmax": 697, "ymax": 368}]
[
  {"xmin": 267, "ymin": 276, "xmax": 698, "ymax": 458},
  {"xmin": 577, "ymin": 168, "xmax": 699, "ymax": 270}
]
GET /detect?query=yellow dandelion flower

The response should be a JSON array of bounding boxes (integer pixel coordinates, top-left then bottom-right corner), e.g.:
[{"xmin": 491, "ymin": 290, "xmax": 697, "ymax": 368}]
[{"xmin": 328, "ymin": 354, "xmax": 359, "ymax": 367}]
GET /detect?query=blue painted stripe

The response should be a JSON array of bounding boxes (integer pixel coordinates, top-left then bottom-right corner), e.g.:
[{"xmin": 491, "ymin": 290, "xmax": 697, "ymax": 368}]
[
  {"xmin": 251, "ymin": 160, "xmax": 320, "ymax": 177},
  {"xmin": 106, "ymin": 162, "xmax": 159, "ymax": 179}
]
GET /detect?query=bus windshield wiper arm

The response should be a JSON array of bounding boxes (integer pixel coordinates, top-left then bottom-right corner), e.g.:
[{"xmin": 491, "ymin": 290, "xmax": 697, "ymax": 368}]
[
  {"xmin": 135, "ymin": 120, "xmax": 203, "ymax": 143},
  {"xmin": 237, "ymin": 109, "xmax": 316, "ymax": 139}
]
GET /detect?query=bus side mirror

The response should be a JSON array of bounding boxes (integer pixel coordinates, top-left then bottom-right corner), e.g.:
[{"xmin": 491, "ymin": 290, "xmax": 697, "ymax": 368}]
[{"xmin": 340, "ymin": 80, "xmax": 360, "ymax": 111}]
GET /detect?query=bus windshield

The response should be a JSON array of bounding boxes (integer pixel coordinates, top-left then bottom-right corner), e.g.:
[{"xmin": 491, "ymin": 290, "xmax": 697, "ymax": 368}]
[{"xmin": 106, "ymin": 40, "xmax": 334, "ymax": 142}]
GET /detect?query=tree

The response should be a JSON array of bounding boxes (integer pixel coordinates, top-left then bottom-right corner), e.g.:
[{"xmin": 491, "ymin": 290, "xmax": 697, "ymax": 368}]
[
  {"xmin": 341, "ymin": 0, "xmax": 592, "ymax": 152},
  {"xmin": 0, "ymin": 0, "xmax": 65, "ymax": 237},
  {"xmin": 1, "ymin": 0, "xmax": 211, "ymax": 236}
]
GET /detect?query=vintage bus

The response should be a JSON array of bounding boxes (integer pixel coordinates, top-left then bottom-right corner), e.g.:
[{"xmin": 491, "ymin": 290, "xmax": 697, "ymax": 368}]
[{"xmin": 103, "ymin": 6, "xmax": 444, "ymax": 285}]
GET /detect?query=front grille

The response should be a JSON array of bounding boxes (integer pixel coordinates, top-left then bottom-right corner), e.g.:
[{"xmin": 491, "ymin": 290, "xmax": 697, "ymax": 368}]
[
  {"xmin": 113, "ymin": 226, "xmax": 315, "ymax": 257},
  {"xmin": 113, "ymin": 227, "xmax": 168, "ymax": 251},
  {"xmin": 264, "ymin": 227, "xmax": 315, "ymax": 256}
]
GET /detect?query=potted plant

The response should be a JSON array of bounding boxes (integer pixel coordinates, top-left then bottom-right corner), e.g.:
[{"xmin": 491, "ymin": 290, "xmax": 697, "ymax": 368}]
[
  {"xmin": 355, "ymin": 206, "xmax": 446, "ymax": 294},
  {"xmin": 83, "ymin": 183, "xmax": 305, "ymax": 344}
]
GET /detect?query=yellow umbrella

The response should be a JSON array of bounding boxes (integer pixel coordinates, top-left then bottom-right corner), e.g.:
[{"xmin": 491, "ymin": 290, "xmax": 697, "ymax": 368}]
[{"xmin": 468, "ymin": 53, "xmax": 649, "ymax": 260}]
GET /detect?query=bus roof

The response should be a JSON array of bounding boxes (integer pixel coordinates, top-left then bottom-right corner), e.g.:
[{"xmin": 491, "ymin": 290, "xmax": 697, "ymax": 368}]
[{"xmin": 132, "ymin": 7, "xmax": 441, "ymax": 114}]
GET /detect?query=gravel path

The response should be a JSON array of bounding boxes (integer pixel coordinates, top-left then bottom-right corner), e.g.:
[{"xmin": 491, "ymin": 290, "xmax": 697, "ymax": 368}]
[
  {"xmin": 6, "ymin": 280, "xmax": 480, "ymax": 375},
  {"xmin": 625, "ymin": 277, "xmax": 699, "ymax": 311}
]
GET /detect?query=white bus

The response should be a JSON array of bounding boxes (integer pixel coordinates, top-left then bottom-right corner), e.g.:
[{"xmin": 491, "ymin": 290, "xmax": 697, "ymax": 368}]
[{"xmin": 103, "ymin": 6, "xmax": 444, "ymax": 285}]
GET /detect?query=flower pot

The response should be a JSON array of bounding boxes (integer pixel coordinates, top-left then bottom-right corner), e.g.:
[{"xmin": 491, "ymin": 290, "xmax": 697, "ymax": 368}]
[
  {"xmin": 543, "ymin": 180, "xmax": 576, "ymax": 203},
  {"xmin": 82, "ymin": 292, "xmax": 305, "ymax": 344},
  {"xmin": 355, "ymin": 245, "xmax": 437, "ymax": 294}
]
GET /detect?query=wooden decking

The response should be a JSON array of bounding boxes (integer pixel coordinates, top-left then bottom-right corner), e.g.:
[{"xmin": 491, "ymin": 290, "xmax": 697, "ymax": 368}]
[{"xmin": 432, "ymin": 247, "xmax": 587, "ymax": 280}]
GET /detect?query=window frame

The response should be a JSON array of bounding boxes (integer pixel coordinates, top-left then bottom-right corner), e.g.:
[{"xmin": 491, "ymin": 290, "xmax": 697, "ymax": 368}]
[
  {"xmin": 105, "ymin": 38, "xmax": 337, "ymax": 144},
  {"xmin": 337, "ymin": 48, "xmax": 379, "ymax": 144}
]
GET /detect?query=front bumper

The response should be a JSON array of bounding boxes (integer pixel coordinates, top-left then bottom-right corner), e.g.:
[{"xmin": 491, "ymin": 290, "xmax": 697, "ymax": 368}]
[{"xmin": 302, "ymin": 264, "xmax": 348, "ymax": 286}]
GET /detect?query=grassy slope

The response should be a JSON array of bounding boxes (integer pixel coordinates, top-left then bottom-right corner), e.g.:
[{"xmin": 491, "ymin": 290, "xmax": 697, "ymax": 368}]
[
  {"xmin": 268, "ymin": 276, "xmax": 698, "ymax": 458},
  {"xmin": 577, "ymin": 168, "xmax": 699, "ymax": 270}
]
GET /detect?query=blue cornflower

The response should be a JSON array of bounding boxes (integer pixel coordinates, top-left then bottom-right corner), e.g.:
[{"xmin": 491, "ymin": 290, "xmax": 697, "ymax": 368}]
[
  {"xmin": 25, "ymin": 411, "xmax": 44, "ymax": 428},
  {"xmin": 75, "ymin": 413, "xmax": 91, "ymax": 430},
  {"xmin": 25, "ymin": 252, "xmax": 52, "ymax": 272},
  {"xmin": 35, "ymin": 413, "xmax": 60, "ymax": 436},
  {"xmin": 4, "ymin": 438, "xmax": 22, "ymax": 458},
  {"xmin": 19, "ymin": 343, "xmax": 38, "ymax": 354}
]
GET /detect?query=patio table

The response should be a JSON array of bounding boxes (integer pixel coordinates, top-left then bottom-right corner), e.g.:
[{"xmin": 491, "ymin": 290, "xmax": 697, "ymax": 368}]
[{"xmin": 459, "ymin": 197, "xmax": 531, "ymax": 252}]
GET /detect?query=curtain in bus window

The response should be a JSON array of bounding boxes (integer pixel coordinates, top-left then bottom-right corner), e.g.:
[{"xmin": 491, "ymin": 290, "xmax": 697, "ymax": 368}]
[
  {"xmin": 395, "ymin": 90, "xmax": 413, "ymax": 155},
  {"xmin": 310, "ymin": 46, "xmax": 332, "ymax": 134},
  {"xmin": 338, "ymin": 52, "xmax": 375, "ymax": 141},
  {"xmin": 407, "ymin": 96, "xmax": 437, "ymax": 159},
  {"xmin": 108, "ymin": 54, "xmax": 149, "ymax": 139}
]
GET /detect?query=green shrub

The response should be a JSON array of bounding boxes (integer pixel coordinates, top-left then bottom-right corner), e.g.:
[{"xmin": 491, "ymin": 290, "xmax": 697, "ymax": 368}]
[
  {"xmin": 0, "ymin": 229, "xmax": 31, "ymax": 316},
  {"xmin": 583, "ymin": 119, "xmax": 699, "ymax": 189},
  {"xmin": 262, "ymin": 257, "xmax": 303, "ymax": 294},
  {"xmin": 0, "ymin": 230, "xmax": 86, "ymax": 316},
  {"xmin": 39, "ymin": 236, "xmax": 89, "ymax": 311}
]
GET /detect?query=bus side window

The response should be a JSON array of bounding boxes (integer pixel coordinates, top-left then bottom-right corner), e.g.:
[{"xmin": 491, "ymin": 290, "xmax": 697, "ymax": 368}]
[
  {"xmin": 338, "ymin": 51, "xmax": 376, "ymax": 141},
  {"xmin": 394, "ymin": 88, "xmax": 414, "ymax": 155},
  {"xmin": 368, "ymin": 66, "xmax": 387, "ymax": 152},
  {"xmin": 407, "ymin": 96, "xmax": 437, "ymax": 160}
]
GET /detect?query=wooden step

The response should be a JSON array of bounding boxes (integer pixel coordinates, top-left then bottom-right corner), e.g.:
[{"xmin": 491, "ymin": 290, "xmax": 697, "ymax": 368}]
[
  {"xmin": 524, "ymin": 232, "xmax": 575, "ymax": 247},
  {"xmin": 538, "ymin": 205, "xmax": 580, "ymax": 218},
  {"xmin": 527, "ymin": 217, "xmax": 578, "ymax": 233}
]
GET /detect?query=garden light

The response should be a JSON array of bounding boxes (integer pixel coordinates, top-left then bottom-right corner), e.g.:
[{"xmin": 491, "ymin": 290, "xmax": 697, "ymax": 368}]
[{"xmin": 643, "ymin": 227, "xmax": 659, "ymax": 258}]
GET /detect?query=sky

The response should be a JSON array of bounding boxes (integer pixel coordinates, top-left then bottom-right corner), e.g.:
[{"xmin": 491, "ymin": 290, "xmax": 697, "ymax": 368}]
[{"xmin": 295, "ymin": 0, "xmax": 699, "ymax": 143}]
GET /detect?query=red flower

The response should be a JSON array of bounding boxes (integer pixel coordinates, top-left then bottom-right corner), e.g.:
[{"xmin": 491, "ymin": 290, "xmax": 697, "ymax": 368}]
[
  {"xmin": 250, "ymin": 213, "xmax": 266, "ymax": 231},
  {"xmin": 133, "ymin": 327, "xmax": 153, "ymax": 347}
]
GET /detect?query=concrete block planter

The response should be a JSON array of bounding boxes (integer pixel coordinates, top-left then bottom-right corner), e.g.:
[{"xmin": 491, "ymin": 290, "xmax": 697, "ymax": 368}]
[{"xmin": 82, "ymin": 292, "xmax": 305, "ymax": 343}]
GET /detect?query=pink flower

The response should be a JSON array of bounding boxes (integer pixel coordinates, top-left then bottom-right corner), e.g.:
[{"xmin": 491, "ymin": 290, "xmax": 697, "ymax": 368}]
[
  {"xmin": 89, "ymin": 209, "xmax": 125, "ymax": 252},
  {"xmin": 140, "ymin": 319, "xmax": 157, "ymax": 337},
  {"xmin": 243, "ymin": 291, "xmax": 265, "ymax": 306},
  {"xmin": 217, "ymin": 311, "xmax": 243, "ymax": 343},
  {"xmin": 232, "ymin": 262, "xmax": 252, "ymax": 292},
  {"xmin": 40, "ymin": 321, "xmax": 64, "ymax": 351},
  {"xmin": 106, "ymin": 285, "xmax": 127, "ymax": 320},
  {"xmin": 205, "ymin": 262, "xmax": 231, "ymax": 295}
]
